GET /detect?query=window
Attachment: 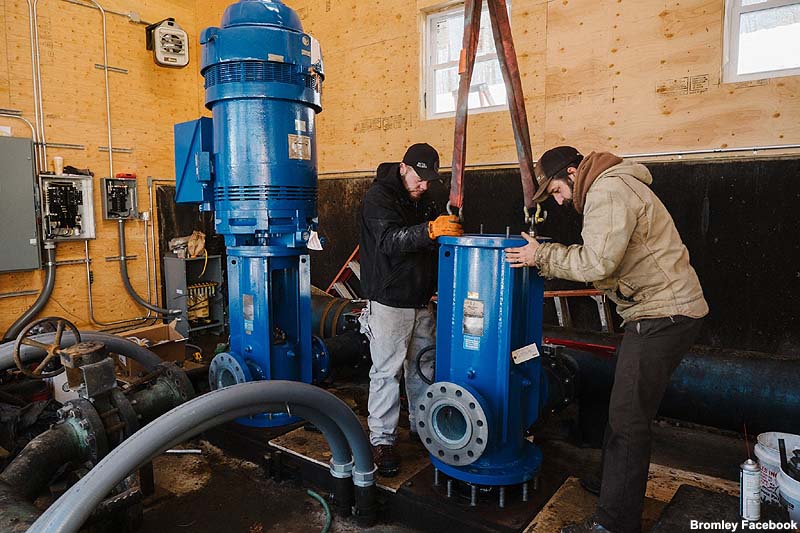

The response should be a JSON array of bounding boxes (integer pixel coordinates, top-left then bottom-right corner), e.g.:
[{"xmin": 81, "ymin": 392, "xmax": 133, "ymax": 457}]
[
  {"xmin": 424, "ymin": 4, "xmax": 509, "ymax": 119},
  {"xmin": 723, "ymin": 0, "xmax": 800, "ymax": 82}
]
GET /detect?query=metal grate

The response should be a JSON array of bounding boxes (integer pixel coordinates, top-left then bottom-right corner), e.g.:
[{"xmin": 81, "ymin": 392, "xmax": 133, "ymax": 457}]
[
  {"xmin": 204, "ymin": 61, "xmax": 316, "ymax": 90},
  {"xmin": 214, "ymin": 184, "xmax": 317, "ymax": 202}
]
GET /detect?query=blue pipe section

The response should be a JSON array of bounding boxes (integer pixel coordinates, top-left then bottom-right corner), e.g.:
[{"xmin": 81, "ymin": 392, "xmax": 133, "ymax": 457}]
[
  {"xmin": 421, "ymin": 235, "xmax": 545, "ymax": 486},
  {"xmin": 175, "ymin": 1, "xmax": 324, "ymax": 427}
]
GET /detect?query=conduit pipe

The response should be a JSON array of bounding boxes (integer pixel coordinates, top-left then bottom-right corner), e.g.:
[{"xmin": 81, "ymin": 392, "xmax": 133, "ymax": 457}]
[
  {"xmin": 84, "ymin": 241, "xmax": 151, "ymax": 329},
  {"xmin": 31, "ymin": 0, "xmax": 113, "ymax": 178},
  {"xmin": 25, "ymin": 0, "xmax": 46, "ymax": 171},
  {"xmin": 27, "ymin": 0, "xmax": 155, "ymax": 328},
  {"xmin": 0, "ymin": 331, "xmax": 162, "ymax": 372},
  {"xmin": 2, "ymin": 244, "xmax": 57, "ymax": 342},
  {"xmin": 118, "ymin": 220, "xmax": 179, "ymax": 317},
  {"xmin": 0, "ymin": 113, "xmax": 38, "ymax": 154},
  {"xmin": 30, "ymin": 381, "xmax": 377, "ymax": 532}
]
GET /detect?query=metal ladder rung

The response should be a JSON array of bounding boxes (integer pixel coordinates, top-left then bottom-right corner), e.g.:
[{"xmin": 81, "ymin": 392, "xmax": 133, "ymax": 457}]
[{"xmin": 348, "ymin": 260, "xmax": 361, "ymax": 280}]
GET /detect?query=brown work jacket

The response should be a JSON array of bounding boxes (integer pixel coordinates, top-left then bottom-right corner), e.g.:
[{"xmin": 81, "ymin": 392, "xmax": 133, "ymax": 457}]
[{"xmin": 534, "ymin": 161, "xmax": 709, "ymax": 323}]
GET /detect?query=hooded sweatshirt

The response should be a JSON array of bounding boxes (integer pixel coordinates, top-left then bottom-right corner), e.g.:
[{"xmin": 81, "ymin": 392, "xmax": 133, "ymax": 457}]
[{"xmin": 534, "ymin": 158, "xmax": 708, "ymax": 322}]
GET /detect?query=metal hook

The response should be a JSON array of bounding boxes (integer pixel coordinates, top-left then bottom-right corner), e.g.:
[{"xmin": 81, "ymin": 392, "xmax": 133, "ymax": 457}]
[{"xmin": 446, "ymin": 201, "xmax": 464, "ymax": 223}]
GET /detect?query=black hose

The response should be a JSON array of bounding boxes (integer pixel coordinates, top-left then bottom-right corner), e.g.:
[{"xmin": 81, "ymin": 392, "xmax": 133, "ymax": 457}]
[
  {"xmin": 118, "ymin": 219, "xmax": 179, "ymax": 317},
  {"xmin": 415, "ymin": 344, "xmax": 436, "ymax": 385},
  {"xmin": 0, "ymin": 424, "xmax": 84, "ymax": 501},
  {"xmin": 2, "ymin": 245, "xmax": 57, "ymax": 342},
  {"xmin": 0, "ymin": 331, "xmax": 163, "ymax": 372}
]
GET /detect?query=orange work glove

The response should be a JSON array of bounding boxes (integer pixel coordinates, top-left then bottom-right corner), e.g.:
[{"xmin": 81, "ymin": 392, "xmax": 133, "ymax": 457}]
[{"xmin": 428, "ymin": 215, "xmax": 464, "ymax": 239}]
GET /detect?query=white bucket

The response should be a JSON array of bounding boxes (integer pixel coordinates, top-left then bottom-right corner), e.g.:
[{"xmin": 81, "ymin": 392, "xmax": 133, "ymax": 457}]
[
  {"xmin": 778, "ymin": 468, "xmax": 800, "ymax": 523},
  {"xmin": 754, "ymin": 432, "xmax": 800, "ymax": 505}
]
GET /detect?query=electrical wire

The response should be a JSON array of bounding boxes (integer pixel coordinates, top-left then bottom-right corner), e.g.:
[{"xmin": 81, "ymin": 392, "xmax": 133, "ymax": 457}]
[{"xmin": 199, "ymin": 249, "xmax": 208, "ymax": 277}]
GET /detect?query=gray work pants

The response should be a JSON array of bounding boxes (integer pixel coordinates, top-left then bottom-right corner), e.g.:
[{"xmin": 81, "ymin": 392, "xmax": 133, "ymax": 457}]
[{"xmin": 359, "ymin": 301, "xmax": 436, "ymax": 446}]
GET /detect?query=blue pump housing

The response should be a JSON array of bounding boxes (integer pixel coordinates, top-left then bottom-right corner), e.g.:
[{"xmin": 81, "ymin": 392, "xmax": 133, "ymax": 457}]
[
  {"xmin": 417, "ymin": 235, "xmax": 545, "ymax": 485},
  {"xmin": 174, "ymin": 0, "xmax": 324, "ymax": 427}
]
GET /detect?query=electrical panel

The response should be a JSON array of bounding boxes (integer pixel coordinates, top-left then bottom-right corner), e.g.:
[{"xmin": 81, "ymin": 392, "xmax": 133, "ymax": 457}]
[
  {"xmin": 0, "ymin": 137, "xmax": 41, "ymax": 272},
  {"xmin": 39, "ymin": 175, "xmax": 96, "ymax": 241},
  {"xmin": 101, "ymin": 177, "xmax": 138, "ymax": 220},
  {"xmin": 145, "ymin": 19, "xmax": 189, "ymax": 68}
]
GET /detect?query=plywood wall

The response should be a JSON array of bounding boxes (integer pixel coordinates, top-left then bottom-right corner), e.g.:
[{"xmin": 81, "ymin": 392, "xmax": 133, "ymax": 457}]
[
  {"xmin": 198, "ymin": 0, "xmax": 799, "ymax": 174},
  {"xmin": 1, "ymin": 0, "xmax": 797, "ymax": 335},
  {"xmin": 0, "ymin": 0, "xmax": 202, "ymax": 334}
]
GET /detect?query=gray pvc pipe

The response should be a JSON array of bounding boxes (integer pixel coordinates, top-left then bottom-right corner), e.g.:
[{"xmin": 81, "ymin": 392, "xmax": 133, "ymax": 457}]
[
  {"xmin": 2, "ymin": 246, "xmax": 57, "ymax": 342},
  {"xmin": 118, "ymin": 220, "xmax": 180, "ymax": 317},
  {"xmin": 164, "ymin": 403, "xmax": 352, "ymax": 467},
  {"xmin": 0, "ymin": 331, "xmax": 162, "ymax": 372},
  {"xmin": 30, "ymin": 381, "xmax": 374, "ymax": 533}
]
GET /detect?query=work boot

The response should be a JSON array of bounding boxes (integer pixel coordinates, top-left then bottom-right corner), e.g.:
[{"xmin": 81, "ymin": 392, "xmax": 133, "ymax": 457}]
[
  {"xmin": 579, "ymin": 474, "xmax": 601, "ymax": 496},
  {"xmin": 372, "ymin": 444, "xmax": 401, "ymax": 477},
  {"xmin": 561, "ymin": 517, "xmax": 616, "ymax": 533}
]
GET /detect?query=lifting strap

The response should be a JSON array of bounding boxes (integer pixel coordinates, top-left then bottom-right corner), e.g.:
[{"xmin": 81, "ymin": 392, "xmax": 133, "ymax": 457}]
[{"xmin": 448, "ymin": 0, "xmax": 538, "ymax": 225}]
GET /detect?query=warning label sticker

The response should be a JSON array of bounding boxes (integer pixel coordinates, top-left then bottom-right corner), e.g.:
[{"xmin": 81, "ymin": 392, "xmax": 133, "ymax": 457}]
[
  {"xmin": 464, "ymin": 335, "xmax": 481, "ymax": 351},
  {"xmin": 288, "ymin": 134, "xmax": 312, "ymax": 160},
  {"xmin": 243, "ymin": 294, "xmax": 254, "ymax": 335},
  {"xmin": 463, "ymin": 299, "xmax": 485, "ymax": 337}
]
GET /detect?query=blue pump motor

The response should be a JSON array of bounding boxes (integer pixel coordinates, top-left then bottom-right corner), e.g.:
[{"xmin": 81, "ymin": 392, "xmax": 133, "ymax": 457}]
[
  {"xmin": 173, "ymin": 0, "xmax": 325, "ymax": 427},
  {"xmin": 416, "ymin": 235, "xmax": 546, "ymax": 487}
]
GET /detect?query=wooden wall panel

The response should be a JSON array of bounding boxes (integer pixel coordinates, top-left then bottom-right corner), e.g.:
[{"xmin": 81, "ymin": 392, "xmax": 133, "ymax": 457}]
[
  {"xmin": 2, "ymin": 0, "xmax": 796, "ymax": 335},
  {"xmin": 0, "ymin": 0, "xmax": 201, "ymax": 334},
  {"xmin": 544, "ymin": 0, "xmax": 799, "ymax": 153},
  {"xmin": 197, "ymin": 0, "xmax": 799, "ymax": 173}
]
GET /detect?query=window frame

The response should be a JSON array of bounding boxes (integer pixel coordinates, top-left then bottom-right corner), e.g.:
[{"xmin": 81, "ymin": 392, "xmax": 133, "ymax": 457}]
[
  {"xmin": 723, "ymin": 0, "xmax": 800, "ymax": 83},
  {"xmin": 422, "ymin": 3, "xmax": 510, "ymax": 120}
]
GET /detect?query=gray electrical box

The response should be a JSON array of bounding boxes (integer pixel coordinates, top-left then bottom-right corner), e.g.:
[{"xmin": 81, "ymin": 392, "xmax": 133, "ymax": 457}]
[
  {"xmin": 164, "ymin": 255, "xmax": 225, "ymax": 338},
  {"xmin": 0, "ymin": 137, "xmax": 41, "ymax": 272}
]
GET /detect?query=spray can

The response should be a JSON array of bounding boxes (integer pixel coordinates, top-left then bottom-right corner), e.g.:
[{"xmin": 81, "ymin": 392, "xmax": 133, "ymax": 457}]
[{"xmin": 740, "ymin": 458, "xmax": 761, "ymax": 522}]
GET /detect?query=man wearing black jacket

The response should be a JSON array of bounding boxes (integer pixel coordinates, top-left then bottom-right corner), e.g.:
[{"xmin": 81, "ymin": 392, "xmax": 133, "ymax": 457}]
[{"xmin": 359, "ymin": 143, "xmax": 463, "ymax": 476}]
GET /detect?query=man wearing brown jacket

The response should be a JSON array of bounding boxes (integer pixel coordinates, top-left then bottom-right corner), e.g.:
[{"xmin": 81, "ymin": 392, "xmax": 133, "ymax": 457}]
[{"xmin": 505, "ymin": 146, "xmax": 708, "ymax": 533}]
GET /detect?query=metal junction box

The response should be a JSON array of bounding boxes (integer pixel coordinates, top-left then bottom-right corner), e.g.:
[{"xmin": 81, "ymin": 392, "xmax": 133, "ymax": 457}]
[
  {"xmin": 101, "ymin": 177, "xmax": 139, "ymax": 220},
  {"xmin": 39, "ymin": 174, "xmax": 96, "ymax": 241},
  {"xmin": 0, "ymin": 137, "xmax": 41, "ymax": 272}
]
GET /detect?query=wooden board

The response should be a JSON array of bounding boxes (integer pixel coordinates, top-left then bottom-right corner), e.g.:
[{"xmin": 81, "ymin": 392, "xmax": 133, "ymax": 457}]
[
  {"xmin": 269, "ymin": 416, "xmax": 431, "ymax": 493},
  {"xmin": 257, "ymin": 0, "xmax": 798, "ymax": 174},
  {"xmin": 524, "ymin": 463, "xmax": 738, "ymax": 532},
  {"xmin": 4, "ymin": 0, "xmax": 798, "ymax": 332},
  {"xmin": 0, "ymin": 0, "xmax": 201, "ymax": 333}
]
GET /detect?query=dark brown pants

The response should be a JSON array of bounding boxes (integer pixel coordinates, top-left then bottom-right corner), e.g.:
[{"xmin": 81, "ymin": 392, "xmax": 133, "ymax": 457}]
[{"xmin": 596, "ymin": 315, "xmax": 704, "ymax": 533}]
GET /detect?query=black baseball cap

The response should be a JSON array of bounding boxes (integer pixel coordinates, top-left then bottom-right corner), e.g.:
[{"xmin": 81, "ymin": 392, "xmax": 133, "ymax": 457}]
[
  {"xmin": 531, "ymin": 146, "xmax": 583, "ymax": 204},
  {"xmin": 402, "ymin": 143, "xmax": 441, "ymax": 181}
]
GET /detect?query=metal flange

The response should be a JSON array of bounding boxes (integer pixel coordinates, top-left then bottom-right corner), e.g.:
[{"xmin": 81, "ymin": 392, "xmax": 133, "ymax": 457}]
[
  {"xmin": 57, "ymin": 398, "xmax": 109, "ymax": 465},
  {"xmin": 417, "ymin": 382, "xmax": 489, "ymax": 466},
  {"xmin": 208, "ymin": 352, "xmax": 252, "ymax": 390}
]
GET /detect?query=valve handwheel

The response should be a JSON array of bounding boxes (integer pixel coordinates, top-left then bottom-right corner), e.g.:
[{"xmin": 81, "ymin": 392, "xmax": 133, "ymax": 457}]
[{"xmin": 13, "ymin": 317, "xmax": 81, "ymax": 379}]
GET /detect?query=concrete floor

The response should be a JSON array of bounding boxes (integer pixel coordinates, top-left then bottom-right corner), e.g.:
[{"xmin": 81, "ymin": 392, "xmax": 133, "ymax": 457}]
[
  {"xmin": 140, "ymin": 412, "xmax": 747, "ymax": 532},
  {"xmin": 142, "ymin": 334, "xmax": 749, "ymax": 531},
  {"xmin": 140, "ymin": 440, "xmax": 415, "ymax": 533}
]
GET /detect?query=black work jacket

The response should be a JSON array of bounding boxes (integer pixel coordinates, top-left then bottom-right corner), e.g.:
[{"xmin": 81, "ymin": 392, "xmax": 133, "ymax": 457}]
[{"xmin": 359, "ymin": 163, "xmax": 439, "ymax": 308}]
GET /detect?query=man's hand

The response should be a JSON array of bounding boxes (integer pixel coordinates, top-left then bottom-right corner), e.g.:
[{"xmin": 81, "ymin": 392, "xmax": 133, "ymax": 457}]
[
  {"xmin": 504, "ymin": 232, "xmax": 540, "ymax": 268},
  {"xmin": 428, "ymin": 215, "xmax": 464, "ymax": 239}
]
